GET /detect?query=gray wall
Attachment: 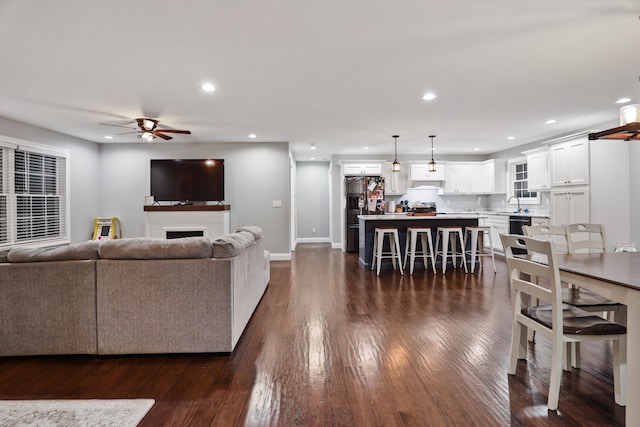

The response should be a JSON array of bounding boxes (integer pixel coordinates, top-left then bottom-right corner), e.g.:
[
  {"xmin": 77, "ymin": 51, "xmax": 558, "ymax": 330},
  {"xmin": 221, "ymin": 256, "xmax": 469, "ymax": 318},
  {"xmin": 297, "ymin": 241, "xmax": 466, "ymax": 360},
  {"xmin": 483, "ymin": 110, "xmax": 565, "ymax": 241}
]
[
  {"xmin": 98, "ymin": 142, "xmax": 291, "ymax": 257},
  {"xmin": 0, "ymin": 116, "xmax": 100, "ymax": 243},
  {"xmin": 295, "ymin": 161, "xmax": 330, "ymax": 240}
]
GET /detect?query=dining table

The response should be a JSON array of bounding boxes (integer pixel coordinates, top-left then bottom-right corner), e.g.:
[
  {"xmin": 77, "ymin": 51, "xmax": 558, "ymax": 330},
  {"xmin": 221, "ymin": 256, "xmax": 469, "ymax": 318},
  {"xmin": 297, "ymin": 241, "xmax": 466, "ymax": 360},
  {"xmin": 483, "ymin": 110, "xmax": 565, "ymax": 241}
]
[{"xmin": 555, "ymin": 252, "xmax": 640, "ymax": 426}]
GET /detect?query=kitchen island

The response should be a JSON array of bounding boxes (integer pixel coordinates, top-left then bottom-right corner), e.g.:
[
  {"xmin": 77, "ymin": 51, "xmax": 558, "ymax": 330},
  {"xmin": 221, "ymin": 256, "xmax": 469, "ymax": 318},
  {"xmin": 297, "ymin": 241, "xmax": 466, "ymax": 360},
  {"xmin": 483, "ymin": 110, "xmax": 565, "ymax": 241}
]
[{"xmin": 358, "ymin": 214, "xmax": 482, "ymax": 269}]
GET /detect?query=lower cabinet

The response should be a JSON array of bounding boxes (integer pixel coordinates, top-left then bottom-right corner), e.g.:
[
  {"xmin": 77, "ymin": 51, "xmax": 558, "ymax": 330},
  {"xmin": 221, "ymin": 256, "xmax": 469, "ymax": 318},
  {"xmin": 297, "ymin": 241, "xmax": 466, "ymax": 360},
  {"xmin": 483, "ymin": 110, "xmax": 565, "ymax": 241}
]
[
  {"xmin": 480, "ymin": 214, "xmax": 509, "ymax": 252},
  {"xmin": 551, "ymin": 187, "xmax": 590, "ymax": 226}
]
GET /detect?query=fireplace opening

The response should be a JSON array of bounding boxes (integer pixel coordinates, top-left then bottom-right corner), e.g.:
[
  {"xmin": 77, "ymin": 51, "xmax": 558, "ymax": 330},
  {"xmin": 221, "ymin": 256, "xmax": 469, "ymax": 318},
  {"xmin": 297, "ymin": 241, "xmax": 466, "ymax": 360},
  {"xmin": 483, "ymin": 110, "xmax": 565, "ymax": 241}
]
[{"xmin": 166, "ymin": 230, "xmax": 205, "ymax": 239}]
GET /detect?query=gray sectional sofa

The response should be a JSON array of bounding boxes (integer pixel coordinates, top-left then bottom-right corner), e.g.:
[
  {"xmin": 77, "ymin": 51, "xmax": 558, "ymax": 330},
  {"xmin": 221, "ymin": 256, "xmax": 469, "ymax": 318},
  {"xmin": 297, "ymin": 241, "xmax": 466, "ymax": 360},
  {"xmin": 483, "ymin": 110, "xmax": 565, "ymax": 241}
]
[{"xmin": 0, "ymin": 226, "xmax": 270, "ymax": 356}]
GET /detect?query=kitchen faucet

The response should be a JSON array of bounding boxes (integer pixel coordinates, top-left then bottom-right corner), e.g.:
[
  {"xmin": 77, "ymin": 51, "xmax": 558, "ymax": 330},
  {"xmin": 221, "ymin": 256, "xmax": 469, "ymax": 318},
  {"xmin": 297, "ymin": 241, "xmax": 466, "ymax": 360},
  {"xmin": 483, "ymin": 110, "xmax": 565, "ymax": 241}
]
[{"xmin": 507, "ymin": 196, "xmax": 521, "ymax": 213}]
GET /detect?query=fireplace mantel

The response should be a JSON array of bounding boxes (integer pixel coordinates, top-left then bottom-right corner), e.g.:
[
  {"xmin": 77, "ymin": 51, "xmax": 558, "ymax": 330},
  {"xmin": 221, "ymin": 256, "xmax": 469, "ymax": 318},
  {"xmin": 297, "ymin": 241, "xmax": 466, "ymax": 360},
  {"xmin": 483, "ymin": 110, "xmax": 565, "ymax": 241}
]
[{"xmin": 144, "ymin": 204, "xmax": 230, "ymax": 239}]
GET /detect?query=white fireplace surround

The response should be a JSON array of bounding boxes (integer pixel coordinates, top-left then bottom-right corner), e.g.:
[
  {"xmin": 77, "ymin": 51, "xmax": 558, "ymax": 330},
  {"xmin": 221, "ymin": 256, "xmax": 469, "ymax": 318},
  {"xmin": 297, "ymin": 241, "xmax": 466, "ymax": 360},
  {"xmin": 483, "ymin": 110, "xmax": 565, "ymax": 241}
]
[{"xmin": 145, "ymin": 210, "xmax": 230, "ymax": 240}]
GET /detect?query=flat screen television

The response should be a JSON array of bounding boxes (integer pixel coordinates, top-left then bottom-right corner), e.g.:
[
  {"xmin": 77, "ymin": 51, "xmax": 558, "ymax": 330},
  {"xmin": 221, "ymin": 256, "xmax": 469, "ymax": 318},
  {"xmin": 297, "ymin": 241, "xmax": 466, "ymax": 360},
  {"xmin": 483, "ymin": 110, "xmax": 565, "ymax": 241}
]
[{"xmin": 150, "ymin": 159, "xmax": 224, "ymax": 203}]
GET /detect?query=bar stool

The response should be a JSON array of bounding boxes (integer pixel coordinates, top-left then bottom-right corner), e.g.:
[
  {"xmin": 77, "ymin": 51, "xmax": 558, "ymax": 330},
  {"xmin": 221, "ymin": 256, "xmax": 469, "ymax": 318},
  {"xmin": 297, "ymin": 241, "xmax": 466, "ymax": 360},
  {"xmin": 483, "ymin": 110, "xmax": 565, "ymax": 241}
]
[
  {"xmin": 435, "ymin": 226, "xmax": 467, "ymax": 274},
  {"xmin": 464, "ymin": 226, "xmax": 496, "ymax": 273},
  {"xmin": 371, "ymin": 227, "xmax": 403, "ymax": 276},
  {"xmin": 403, "ymin": 227, "xmax": 436, "ymax": 274}
]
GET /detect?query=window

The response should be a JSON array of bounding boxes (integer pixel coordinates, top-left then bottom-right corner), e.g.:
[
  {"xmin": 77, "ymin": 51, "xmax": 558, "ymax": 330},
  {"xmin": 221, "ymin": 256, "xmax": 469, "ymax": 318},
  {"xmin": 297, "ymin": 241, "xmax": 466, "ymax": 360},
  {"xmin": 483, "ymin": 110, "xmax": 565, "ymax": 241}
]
[
  {"xmin": 0, "ymin": 137, "xmax": 69, "ymax": 248},
  {"xmin": 508, "ymin": 158, "xmax": 540, "ymax": 204}
]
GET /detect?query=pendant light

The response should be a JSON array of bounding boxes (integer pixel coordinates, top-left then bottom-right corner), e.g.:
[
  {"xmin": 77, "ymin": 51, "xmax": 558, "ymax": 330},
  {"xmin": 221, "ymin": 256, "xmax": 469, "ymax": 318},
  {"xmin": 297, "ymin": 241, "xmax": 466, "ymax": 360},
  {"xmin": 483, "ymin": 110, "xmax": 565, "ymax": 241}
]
[
  {"xmin": 428, "ymin": 135, "xmax": 437, "ymax": 172},
  {"xmin": 392, "ymin": 135, "xmax": 400, "ymax": 172}
]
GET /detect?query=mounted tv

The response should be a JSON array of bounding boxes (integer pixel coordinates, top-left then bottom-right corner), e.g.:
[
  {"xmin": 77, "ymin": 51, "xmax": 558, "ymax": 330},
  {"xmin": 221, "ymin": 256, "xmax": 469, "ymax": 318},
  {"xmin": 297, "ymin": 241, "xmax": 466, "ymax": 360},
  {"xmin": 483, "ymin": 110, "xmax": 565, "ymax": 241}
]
[{"xmin": 150, "ymin": 159, "xmax": 224, "ymax": 203}]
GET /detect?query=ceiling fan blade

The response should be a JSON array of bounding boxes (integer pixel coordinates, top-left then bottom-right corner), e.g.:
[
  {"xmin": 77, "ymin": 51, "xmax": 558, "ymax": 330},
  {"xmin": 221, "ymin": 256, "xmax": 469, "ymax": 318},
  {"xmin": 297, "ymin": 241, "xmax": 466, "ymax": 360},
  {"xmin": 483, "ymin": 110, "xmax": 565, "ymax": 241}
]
[
  {"xmin": 116, "ymin": 131, "xmax": 139, "ymax": 135},
  {"xmin": 154, "ymin": 132, "xmax": 173, "ymax": 141},
  {"xmin": 155, "ymin": 129, "xmax": 191, "ymax": 134},
  {"xmin": 99, "ymin": 122, "xmax": 136, "ymax": 130}
]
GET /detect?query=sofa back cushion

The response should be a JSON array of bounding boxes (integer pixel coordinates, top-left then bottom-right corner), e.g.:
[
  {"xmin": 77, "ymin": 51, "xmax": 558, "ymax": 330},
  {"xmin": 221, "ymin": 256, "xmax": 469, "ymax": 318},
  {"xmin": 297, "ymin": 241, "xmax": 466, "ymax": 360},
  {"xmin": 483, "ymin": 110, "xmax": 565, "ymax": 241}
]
[
  {"xmin": 99, "ymin": 237, "xmax": 212, "ymax": 259},
  {"xmin": 7, "ymin": 240, "xmax": 101, "ymax": 263},
  {"xmin": 212, "ymin": 231, "xmax": 255, "ymax": 258}
]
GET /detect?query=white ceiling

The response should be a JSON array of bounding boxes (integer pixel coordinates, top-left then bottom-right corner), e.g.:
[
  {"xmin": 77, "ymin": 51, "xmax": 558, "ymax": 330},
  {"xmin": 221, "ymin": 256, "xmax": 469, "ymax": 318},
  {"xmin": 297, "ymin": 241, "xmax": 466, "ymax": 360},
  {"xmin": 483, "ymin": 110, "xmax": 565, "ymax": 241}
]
[{"xmin": 0, "ymin": 0, "xmax": 638, "ymax": 161}]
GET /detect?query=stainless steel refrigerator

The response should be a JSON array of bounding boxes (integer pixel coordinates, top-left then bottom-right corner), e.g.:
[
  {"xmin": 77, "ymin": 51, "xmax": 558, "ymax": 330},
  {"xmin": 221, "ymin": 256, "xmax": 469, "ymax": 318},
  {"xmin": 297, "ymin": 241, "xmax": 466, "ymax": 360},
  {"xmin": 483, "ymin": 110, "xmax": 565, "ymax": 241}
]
[{"xmin": 345, "ymin": 176, "xmax": 384, "ymax": 253}]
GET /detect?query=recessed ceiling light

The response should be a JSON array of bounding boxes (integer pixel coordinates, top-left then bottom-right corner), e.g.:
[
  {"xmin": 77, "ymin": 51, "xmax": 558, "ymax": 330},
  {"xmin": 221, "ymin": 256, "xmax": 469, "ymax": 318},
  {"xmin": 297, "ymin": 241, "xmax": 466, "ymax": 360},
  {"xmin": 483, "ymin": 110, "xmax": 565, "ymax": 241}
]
[
  {"xmin": 545, "ymin": 119, "xmax": 557, "ymax": 124},
  {"xmin": 363, "ymin": 146, "xmax": 369, "ymax": 150},
  {"xmin": 104, "ymin": 135, "xmax": 113, "ymax": 140},
  {"xmin": 473, "ymin": 147, "xmax": 480, "ymax": 151},
  {"xmin": 310, "ymin": 157, "xmax": 316, "ymax": 160},
  {"xmin": 310, "ymin": 144, "xmax": 317, "ymax": 150},
  {"xmin": 507, "ymin": 136, "xmax": 515, "ymax": 140},
  {"xmin": 616, "ymin": 97, "xmax": 631, "ymax": 104},
  {"xmin": 201, "ymin": 83, "xmax": 216, "ymax": 92},
  {"xmin": 422, "ymin": 92, "xmax": 437, "ymax": 101},
  {"xmin": 249, "ymin": 134, "xmax": 257, "ymax": 139}
]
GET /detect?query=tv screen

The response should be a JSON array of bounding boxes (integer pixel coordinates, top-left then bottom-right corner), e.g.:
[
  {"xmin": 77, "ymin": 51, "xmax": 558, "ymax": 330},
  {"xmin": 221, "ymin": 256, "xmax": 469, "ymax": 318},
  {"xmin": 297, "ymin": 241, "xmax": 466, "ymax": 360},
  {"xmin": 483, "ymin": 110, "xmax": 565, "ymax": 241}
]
[{"xmin": 150, "ymin": 159, "xmax": 224, "ymax": 202}]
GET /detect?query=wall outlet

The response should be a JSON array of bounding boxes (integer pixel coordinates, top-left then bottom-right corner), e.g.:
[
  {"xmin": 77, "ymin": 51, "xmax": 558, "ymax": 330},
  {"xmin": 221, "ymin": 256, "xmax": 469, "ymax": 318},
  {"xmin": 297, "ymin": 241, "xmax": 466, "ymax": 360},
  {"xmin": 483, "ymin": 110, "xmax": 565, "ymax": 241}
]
[
  {"xmin": 272, "ymin": 200, "xmax": 282, "ymax": 208},
  {"xmin": 312, "ymin": 227, "xmax": 316, "ymax": 233}
]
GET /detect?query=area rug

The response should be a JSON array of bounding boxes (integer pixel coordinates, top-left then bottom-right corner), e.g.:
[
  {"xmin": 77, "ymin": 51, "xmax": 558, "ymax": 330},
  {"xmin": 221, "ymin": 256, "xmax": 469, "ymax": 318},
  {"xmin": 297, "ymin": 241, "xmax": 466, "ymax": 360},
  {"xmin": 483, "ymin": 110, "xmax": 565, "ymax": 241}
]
[{"xmin": 0, "ymin": 399, "xmax": 155, "ymax": 427}]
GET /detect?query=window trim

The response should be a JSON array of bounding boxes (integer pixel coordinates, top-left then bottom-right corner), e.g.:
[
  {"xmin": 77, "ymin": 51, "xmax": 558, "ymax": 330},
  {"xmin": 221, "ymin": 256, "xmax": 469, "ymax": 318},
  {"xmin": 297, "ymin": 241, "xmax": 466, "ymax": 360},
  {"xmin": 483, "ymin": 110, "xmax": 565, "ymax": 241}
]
[
  {"xmin": 507, "ymin": 157, "xmax": 540, "ymax": 205},
  {"xmin": 0, "ymin": 135, "xmax": 70, "ymax": 249}
]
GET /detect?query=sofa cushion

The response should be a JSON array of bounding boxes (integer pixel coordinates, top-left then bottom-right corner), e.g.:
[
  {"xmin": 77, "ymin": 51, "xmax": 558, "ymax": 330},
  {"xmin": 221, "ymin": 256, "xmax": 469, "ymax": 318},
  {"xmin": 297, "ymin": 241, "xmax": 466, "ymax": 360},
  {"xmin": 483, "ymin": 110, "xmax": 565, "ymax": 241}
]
[
  {"xmin": 212, "ymin": 231, "xmax": 255, "ymax": 258},
  {"xmin": 235, "ymin": 225, "xmax": 263, "ymax": 239},
  {"xmin": 99, "ymin": 237, "xmax": 212, "ymax": 260},
  {"xmin": 0, "ymin": 249, "xmax": 9, "ymax": 263},
  {"xmin": 7, "ymin": 241, "xmax": 101, "ymax": 263}
]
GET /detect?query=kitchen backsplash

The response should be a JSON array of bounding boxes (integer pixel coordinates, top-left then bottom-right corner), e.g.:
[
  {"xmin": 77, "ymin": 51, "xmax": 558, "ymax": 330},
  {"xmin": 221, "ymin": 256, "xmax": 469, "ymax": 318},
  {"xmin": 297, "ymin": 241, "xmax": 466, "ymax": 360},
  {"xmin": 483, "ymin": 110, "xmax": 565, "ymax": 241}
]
[{"xmin": 386, "ymin": 187, "xmax": 551, "ymax": 215}]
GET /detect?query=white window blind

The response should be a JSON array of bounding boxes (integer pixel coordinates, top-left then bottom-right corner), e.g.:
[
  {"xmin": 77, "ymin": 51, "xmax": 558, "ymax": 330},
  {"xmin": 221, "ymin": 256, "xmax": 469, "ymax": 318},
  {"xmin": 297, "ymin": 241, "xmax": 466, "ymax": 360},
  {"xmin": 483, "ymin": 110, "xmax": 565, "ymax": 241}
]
[{"xmin": 0, "ymin": 139, "xmax": 69, "ymax": 248}]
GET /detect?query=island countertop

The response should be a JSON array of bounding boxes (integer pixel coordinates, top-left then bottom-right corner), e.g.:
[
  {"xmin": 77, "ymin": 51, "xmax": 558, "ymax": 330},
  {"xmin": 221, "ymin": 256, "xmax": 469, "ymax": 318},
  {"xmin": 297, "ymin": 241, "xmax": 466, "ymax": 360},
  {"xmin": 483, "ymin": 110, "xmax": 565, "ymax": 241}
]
[{"xmin": 358, "ymin": 213, "xmax": 484, "ymax": 220}]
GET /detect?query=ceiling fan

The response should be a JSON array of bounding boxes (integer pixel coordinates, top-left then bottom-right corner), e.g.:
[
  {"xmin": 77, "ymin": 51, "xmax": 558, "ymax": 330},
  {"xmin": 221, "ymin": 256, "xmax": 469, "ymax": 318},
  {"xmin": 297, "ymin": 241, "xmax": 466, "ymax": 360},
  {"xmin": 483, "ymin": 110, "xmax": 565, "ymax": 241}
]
[{"xmin": 100, "ymin": 118, "xmax": 191, "ymax": 141}]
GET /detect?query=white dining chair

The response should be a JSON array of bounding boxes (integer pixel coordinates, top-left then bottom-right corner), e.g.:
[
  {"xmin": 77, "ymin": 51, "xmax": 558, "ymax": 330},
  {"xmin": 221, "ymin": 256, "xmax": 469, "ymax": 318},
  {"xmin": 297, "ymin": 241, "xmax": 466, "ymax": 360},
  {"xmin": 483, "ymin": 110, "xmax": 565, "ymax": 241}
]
[{"xmin": 501, "ymin": 233, "xmax": 627, "ymax": 411}]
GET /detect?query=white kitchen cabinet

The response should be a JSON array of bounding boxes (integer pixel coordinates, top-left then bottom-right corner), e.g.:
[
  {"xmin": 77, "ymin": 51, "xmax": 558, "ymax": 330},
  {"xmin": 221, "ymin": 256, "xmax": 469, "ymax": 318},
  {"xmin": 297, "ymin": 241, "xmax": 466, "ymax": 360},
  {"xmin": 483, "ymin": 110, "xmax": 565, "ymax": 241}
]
[
  {"xmin": 550, "ymin": 137, "xmax": 589, "ymax": 187},
  {"xmin": 409, "ymin": 163, "xmax": 445, "ymax": 181},
  {"xmin": 480, "ymin": 214, "xmax": 509, "ymax": 252},
  {"xmin": 444, "ymin": 160, "xmax": 505, "ymax": 194},
  {"xmin": 343, "ymin": 163, "xmax": 383, "ymax": 176},
  {"xmin": 526, "ymin": 149, "xmax": 551, "ymax": 190},
  {"xmin": 443, "ymin": 163, "xmax": 470, "ymax": 194},
  {"xmin": 383, "ymin": 162, "xmax": 408, "ymax": 195},
  {"xmin": 551, "ymin": 187, "xmax": 590, "ymax": 226},
  {"xmin": 530, "ymin": 216, "xmax": 550, "ymax": 227},
  {"xmin": 471, "ymin": 159, "xmax": 506, "ymax": 194}
]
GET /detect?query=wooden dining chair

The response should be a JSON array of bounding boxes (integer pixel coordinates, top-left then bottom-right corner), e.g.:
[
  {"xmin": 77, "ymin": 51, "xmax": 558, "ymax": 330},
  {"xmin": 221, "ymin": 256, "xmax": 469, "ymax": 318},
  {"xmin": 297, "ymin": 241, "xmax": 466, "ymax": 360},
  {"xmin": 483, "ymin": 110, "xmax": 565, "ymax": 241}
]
[
  {"xmin": 563, "ymin": 223, "xmax": 625, "ymax": 367},
  {"xmin": 522, "ymin": 225, "xmax": 568, "ymax": 342},
  {"xmin": 501, "ymin": 234, "xmax": 626, "ymax": 411}
]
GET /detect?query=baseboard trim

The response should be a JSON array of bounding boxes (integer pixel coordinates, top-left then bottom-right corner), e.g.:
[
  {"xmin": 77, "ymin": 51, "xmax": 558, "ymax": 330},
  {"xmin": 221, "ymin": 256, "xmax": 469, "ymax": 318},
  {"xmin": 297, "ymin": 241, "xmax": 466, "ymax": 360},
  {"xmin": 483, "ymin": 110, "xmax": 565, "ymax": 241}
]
[
  {"xmin": 296, "ymin": 237, "xmax": 331, "ymax": 243},
  {"xmin": 270, "ymin": 252, "xmax": 292, "ymax": 261}
]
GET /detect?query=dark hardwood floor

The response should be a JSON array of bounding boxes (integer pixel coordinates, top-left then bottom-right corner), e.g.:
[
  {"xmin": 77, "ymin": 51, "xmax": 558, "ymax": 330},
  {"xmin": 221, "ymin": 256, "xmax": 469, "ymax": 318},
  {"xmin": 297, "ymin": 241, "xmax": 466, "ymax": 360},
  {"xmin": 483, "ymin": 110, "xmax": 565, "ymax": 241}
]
[{"xmin": 0, "ymin": 243, "xmax": 625, "ymax": 426}]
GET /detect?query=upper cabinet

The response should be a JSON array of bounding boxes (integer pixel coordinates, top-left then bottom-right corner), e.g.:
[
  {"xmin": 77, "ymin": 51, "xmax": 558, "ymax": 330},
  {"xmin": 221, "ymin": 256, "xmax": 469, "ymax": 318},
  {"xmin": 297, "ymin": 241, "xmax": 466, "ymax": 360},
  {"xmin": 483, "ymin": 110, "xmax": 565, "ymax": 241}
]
[
  {"xmin": 409, "ymin": 163, "xmax": 445, "ymax": 181},
  {"xmin": 443, "ymin": 163, "xmax": 470, "ymax": 194},
  {"xmin": 443, "ymin": 159, "xmax": 506, "ymax": 194},
  {"xmin": 342, "ymin": 163, "xmax": 383, "ymax": 176},
  {"xmin": 550, "ymin": 137, "xmax": 589, "ymax": 187},
  {"xmin": 382, "ymin": 163, "xmax": 408, "ymax": 195},
  {"xmin": 525, "ymin": 148, "xmax": 551, "ymax": 190}
]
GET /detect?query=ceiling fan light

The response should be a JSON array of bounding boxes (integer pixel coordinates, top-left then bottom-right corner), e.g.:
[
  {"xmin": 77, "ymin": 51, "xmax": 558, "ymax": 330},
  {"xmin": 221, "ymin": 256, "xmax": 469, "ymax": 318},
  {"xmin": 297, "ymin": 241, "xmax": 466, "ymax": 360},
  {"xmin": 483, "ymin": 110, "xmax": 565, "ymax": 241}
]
[
  {"xmin": 141, "ymin": 119, "xmax": 156, "ymax": 131},
  {"xmin": 139, "ymin": 131, "xmax": 155, "ymax": 142},
  {"xmin": 620, "ymin": 104, "xmax": 640, "ymax": 125}
]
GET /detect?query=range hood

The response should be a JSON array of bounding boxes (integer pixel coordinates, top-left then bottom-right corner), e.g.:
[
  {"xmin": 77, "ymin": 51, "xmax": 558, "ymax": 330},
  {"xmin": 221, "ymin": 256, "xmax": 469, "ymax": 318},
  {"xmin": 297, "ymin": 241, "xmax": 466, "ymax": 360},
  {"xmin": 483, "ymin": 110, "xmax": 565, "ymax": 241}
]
[{"xmin": 588, "ymin": 122, "xmax": 640, "ymax": 141}]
